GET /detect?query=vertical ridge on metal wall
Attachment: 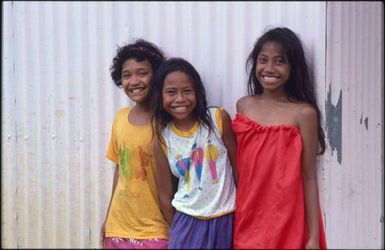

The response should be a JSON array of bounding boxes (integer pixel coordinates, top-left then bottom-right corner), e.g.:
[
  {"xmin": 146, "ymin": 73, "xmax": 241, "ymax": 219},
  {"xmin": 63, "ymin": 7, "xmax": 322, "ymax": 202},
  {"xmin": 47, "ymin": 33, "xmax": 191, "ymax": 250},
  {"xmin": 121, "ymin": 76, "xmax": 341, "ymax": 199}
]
[
  {"xmin": 2, "ymin": 2, "xmax": 17, "ymax": 248},
  {"xmin": 324, "ymin": 2, "xmax": 383, "ymax": 248}
]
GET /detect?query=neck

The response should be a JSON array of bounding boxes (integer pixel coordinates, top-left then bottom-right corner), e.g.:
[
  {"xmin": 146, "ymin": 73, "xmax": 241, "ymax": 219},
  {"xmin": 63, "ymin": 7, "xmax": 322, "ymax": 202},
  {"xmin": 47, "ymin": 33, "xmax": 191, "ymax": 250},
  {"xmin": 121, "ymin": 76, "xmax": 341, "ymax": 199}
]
[
  {"xmin": 172, "ymin": 118, "xmax": 197, "ymax": 132},
  {"xmin": 129, "ymin": 103, "xmax": 152, "ymax": 126},
  {"xmin": 133, "ymin": 102, "xmax": 150, "ymax": 113},
  {"xmin": 260, "ymin": 89, "xmax": 288, "ymax": 102}
]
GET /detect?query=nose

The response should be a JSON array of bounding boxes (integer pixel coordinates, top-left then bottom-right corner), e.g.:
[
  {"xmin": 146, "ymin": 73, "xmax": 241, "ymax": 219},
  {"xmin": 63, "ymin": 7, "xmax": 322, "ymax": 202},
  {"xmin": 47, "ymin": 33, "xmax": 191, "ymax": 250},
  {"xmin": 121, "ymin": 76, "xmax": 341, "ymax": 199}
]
[
  {"xmin": 130, "ymin": 74, "xmax": 140, "ymax": 85},
  {"xmin": 265, "ymin": 61, "xmax": 274, "ymax": 71},
  {"xmin": 175, "ymin": 92, "xmax": 184, "ymax": 102}
]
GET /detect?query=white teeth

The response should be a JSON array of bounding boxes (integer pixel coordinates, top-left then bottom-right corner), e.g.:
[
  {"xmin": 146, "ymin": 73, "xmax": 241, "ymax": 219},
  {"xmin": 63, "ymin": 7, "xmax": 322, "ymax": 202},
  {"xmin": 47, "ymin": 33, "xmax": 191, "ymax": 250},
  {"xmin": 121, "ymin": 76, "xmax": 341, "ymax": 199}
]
[
  {"xmin": 264, "ymin": 76, "xmax": 277, "ymax": 80},
  {"xmin": 130, "ymin": 88, "xmax": 144, "ymax": 93},
  {"xmin": 263, "ymin": 76, "xmax": 279, "ymax": 82},
  {"xmin": 173, "ymin": 106, "xmax": 187, "ymax": 111}
]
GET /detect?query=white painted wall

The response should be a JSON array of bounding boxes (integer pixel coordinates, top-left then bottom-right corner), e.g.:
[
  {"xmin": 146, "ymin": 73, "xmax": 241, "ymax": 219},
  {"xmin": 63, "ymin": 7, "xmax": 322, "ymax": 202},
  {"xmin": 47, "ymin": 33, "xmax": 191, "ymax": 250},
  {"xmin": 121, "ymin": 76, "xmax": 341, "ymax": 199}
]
[{"xmin": 2, "ymin": 1, "xmax": 383, "ymax": 248}]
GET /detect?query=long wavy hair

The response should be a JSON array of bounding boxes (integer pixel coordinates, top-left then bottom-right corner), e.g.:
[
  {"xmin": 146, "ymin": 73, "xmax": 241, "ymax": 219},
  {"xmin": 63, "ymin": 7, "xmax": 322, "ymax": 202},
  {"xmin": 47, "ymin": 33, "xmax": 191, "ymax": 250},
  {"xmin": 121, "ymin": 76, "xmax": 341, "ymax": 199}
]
[{"xmin": 246, "ymin": 27, "xmax": 326, "ymax": 154}]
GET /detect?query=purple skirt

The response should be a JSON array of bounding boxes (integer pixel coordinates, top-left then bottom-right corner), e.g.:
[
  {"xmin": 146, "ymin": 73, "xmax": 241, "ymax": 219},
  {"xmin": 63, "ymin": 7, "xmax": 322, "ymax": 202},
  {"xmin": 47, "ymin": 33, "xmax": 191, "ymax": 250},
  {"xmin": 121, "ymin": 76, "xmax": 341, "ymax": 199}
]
[{"xmin": 168, "ymin": 211, "xmax": 234, "ymax": 249}]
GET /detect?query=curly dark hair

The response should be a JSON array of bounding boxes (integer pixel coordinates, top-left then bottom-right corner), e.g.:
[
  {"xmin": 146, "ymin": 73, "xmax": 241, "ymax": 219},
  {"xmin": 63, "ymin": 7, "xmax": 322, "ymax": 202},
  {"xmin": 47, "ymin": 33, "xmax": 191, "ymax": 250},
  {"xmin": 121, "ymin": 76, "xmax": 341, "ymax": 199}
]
[
  {"xmin": 246, "ymin": 27, "xmax": 326, "ymax": 155},
  {"xmin": 110, "ymin": 39, "xmax": 165, "ymax": 87}
]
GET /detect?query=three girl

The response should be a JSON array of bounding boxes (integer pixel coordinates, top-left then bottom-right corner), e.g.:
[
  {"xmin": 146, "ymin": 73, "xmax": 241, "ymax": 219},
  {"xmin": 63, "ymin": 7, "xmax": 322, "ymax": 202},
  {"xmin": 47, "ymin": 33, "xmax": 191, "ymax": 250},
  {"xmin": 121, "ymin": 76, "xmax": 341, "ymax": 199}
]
[
  {"xmin": 102, "ymin": 26, "xmax": 327, "ymax": 250},
  {"xmin": 232, "ymin": 27, "xmax": 327, "ymax": 249},
  {"xmin": 149, "ymin": 58, "xmax": 238, "ymax": 249}
]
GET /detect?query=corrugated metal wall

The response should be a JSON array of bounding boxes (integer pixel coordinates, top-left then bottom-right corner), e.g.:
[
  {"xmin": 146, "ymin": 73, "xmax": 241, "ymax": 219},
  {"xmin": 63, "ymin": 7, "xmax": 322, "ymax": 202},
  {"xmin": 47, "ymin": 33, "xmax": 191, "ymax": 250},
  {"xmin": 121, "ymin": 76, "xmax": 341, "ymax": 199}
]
[
  {"xmin": 322, "ymin": 2, "xmax": 384, "ymax": 249},
  {"xmin": 1, "ymin": 1, "xmax": 383, "ymax": 248}
]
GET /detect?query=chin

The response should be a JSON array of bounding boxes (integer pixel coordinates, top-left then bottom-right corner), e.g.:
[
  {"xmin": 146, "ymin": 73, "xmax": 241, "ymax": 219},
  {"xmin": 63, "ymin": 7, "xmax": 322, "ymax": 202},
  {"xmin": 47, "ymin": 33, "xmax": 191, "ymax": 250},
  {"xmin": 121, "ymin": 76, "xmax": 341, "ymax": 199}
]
[
  {"xmin": 261, "ymin": 84, "xmax": 281, "ymax": 90},
  {"xmin": 129, "ymin": 96, "xmax": 145, "ymax": 103}
]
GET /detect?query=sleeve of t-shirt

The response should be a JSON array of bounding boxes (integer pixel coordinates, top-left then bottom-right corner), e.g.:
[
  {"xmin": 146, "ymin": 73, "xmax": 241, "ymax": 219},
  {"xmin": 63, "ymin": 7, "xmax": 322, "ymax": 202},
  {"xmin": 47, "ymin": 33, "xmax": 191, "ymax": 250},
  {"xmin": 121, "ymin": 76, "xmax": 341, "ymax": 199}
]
[{"xmin": 106, "ymin": 116, "xmax": 119, "ymax": 164}]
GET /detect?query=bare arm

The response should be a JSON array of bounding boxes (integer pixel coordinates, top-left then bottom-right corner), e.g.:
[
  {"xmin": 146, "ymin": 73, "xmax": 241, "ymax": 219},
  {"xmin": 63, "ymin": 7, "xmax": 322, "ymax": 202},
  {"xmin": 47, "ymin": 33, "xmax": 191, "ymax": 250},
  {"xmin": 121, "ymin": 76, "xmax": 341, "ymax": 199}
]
[
  {"xmin": 100, "ymin": 164, "xmax": 119, "ymax": 248},
  {"xmin": 153, "ymin": 138, "xmax": 175, "ymax": 226},
  {"xmin": 220, "ymin": 108, "xmax": 238, "ymax": 185},
  {"xmin": 298, "ymin": 106, "xmax": 321, "ymax": 249}
]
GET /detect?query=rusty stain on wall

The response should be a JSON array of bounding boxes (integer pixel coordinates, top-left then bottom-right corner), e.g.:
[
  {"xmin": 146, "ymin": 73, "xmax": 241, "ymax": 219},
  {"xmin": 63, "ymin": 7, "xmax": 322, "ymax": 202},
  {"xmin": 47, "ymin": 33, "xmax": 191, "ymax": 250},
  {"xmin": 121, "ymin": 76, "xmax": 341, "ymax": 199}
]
[{"xmin": 325, "ymin": 83, "xmax": 342, "ymax": 164}]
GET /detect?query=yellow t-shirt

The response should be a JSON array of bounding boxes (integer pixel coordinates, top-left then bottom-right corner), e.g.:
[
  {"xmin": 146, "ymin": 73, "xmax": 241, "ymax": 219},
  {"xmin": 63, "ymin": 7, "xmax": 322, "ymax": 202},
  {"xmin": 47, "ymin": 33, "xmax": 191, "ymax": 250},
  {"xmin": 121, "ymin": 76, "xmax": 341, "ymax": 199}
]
[{"xmin": 105, "ymin": 107, "xmax": 169, "ymax": 239}]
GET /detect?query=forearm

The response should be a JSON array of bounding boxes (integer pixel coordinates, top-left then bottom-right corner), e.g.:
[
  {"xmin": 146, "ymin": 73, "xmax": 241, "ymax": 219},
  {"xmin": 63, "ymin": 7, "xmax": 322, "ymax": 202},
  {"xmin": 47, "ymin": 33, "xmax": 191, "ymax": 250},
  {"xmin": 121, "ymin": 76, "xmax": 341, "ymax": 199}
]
[
  {"xmin": 303, "ymin": 177, "xmax": 320, "ymax": 241},
  {"xmin": 153, "ymin": 138, "xmax": 175, "ymax": 227},
  {"xmin": 159, "ymin": 195, "xmax": 175, "ymax": 226},
  {"xmin": 104, "ymin": 165, "xmax": 119, "ymax": 222},
  {"xmin": 299, "ymin": 107, "xmax": 322, "ymax": 248},
  {"xmin": 220, "ymin": 109, "xmax": 239, "ymax": 186}
]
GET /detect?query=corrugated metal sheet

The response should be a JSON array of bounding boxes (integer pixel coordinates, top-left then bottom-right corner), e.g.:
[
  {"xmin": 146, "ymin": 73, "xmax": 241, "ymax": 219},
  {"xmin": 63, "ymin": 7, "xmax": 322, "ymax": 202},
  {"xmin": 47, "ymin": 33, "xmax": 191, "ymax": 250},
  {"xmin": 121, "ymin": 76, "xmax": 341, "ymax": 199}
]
[
  {"xmin": 1, "ymin": 1, "xmax": 382, "ymax": 248},
  {"xmin": 323, "ymin": 2, "xmax": 383, "ymax": 249}
]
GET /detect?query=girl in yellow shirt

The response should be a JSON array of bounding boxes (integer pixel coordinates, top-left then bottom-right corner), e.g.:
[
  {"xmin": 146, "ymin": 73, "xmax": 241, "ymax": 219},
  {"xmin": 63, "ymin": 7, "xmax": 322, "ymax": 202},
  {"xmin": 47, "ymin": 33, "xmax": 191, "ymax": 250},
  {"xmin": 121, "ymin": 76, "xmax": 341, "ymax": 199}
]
[{"xmin": 100, "ymin": 39, "xmax": 170, "ymax": 249}]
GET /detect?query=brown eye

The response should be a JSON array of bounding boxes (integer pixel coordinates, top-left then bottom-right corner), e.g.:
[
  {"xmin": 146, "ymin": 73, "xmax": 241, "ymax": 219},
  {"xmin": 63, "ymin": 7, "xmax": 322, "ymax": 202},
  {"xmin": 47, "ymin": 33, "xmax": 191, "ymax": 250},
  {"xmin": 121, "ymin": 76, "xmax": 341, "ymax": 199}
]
[{"xmin": 257, "ymin": 57, "xmax": 267, "ymax": 63}]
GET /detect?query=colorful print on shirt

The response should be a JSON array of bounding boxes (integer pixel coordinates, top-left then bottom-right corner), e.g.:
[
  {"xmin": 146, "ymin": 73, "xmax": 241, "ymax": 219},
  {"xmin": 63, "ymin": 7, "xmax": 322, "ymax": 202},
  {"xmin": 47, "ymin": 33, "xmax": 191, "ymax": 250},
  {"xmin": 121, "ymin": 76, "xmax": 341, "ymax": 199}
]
[{"xmin": 162, "ymin": 107, "xmax": 236, "ymax": 218}]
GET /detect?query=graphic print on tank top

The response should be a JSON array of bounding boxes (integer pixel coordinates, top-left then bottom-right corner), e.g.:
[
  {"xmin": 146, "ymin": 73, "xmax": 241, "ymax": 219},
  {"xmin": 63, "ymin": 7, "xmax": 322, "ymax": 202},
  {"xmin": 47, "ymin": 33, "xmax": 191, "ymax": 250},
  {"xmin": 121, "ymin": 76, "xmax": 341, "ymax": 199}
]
[
  {"xmin": 191, "ymin": 143, "xmax": 204, "ymax": 190},
  {"xmin": 175, "ymin": 154, "xmax": 191, "ymax": 194},
  {"xmin": 205, "ymin": 139, "xmax": 219, "ymax": 183},
  {"xmin": 174, "ymin": 138, "xmax": 220, "ymax": 198}
]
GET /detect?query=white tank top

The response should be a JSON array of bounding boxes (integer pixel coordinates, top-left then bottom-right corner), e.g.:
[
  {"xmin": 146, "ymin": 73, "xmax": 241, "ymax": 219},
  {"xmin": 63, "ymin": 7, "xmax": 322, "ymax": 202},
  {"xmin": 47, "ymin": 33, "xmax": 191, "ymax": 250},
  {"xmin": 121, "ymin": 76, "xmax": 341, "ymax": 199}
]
[{"xmin": 162, "ymin": 107, "xmax": 236, "ymax": 219}]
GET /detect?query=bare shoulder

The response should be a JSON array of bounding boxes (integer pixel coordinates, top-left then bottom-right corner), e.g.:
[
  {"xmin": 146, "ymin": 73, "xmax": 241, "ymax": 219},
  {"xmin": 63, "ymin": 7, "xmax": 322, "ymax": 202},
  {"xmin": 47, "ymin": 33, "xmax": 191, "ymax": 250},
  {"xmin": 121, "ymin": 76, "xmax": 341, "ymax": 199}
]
[
  {"xmin": 295, "ymin": 103, "xmax": 317, "ymax": 127},
  {"xmin": 235, "ymin": 96, "xmax": 249, "ymax": 110},
  {"xmin": 236, "ymin": 96, "xmax": 257, "ymax": 113},
  {"xmin": 220, "ymin": 107, "xmax": 231, "ymax": 119},
  {"xmin": 298, "ymin": 103, "xmax": 317, "ymax": 118}
]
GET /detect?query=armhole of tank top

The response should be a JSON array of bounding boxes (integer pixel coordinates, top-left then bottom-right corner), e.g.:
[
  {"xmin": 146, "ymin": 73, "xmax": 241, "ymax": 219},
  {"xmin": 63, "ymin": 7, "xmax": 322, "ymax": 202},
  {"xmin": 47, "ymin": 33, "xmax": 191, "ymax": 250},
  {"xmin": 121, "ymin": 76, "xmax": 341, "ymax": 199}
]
[{"xmin": 212, "ymin": 107, "xmax": 223, "ymax": 136}]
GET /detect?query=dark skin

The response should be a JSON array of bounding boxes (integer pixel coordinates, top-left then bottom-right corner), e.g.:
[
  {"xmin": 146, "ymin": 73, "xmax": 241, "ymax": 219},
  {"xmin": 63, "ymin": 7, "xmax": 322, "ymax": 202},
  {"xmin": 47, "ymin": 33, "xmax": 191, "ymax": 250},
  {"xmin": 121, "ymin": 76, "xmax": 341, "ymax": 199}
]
[
  {"xmin": 153, "ymin": 138, "xmax": 176, "ymax": 226},
  {"xmin": 219, "ymin": 109, "xmax": 238, "ymax": 186}
]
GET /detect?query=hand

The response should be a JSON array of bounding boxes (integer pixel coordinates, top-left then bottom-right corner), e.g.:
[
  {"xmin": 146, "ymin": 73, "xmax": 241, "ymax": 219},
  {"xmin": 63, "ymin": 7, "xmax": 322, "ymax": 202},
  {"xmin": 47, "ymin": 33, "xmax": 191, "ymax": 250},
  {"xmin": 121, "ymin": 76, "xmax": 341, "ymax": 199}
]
[
  {"xmin": 305, "ymin": 238, "xmax": 320, "ymax": 249},
  {"xmin": 100, "ymin": 222, "xmax": 106, "ymax": 249}
]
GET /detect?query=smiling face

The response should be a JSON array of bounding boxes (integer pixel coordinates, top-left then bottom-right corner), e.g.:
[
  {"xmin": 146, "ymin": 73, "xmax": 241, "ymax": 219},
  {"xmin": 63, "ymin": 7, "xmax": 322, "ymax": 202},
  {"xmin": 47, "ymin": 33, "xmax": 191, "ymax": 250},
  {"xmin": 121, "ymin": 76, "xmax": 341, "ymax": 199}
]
[
  {"xmin": 121, "ymin": 58, "xmax": 153, "ymax": 105},
  {"xmin": 255, "ymin": 41, "xmax": 291, "ymax": 94},
  {"xmin": 162, "ymin": 70, "xmax": 197, "ymax": 127}
]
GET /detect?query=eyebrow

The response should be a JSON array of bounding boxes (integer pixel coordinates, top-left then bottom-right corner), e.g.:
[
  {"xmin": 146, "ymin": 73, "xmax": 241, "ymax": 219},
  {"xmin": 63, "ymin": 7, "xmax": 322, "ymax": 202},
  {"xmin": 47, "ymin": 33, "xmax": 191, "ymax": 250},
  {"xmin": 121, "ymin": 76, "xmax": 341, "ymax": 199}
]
[
  {"xmin": 258, "ymin": 53, "xmax": 284, "ymax": 57},
  {"xmin": 122, "ymin": 68, "xmax": 149, "ymax": 73},
  {"xmin": 164, "ymin": 85, "xmax": 194, "ymax": 90}
]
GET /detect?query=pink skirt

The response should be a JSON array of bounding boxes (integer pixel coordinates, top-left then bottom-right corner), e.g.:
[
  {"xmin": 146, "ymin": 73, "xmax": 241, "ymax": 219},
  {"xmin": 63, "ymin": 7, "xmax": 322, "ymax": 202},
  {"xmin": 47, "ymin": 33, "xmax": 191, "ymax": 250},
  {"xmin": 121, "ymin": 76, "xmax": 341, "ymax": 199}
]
[{"xmin": 104, "ymin": 237, "xmax": 168, "ymax": 249}]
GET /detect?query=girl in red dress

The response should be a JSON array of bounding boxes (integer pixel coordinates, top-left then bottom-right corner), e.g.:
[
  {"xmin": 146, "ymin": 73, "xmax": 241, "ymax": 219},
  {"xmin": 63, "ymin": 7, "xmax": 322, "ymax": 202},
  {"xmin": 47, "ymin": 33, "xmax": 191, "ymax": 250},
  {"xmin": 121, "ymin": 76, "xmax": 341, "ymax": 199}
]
[{"xmin": 232, "ymin": 27, "xmax": 327, "ymax": 249}]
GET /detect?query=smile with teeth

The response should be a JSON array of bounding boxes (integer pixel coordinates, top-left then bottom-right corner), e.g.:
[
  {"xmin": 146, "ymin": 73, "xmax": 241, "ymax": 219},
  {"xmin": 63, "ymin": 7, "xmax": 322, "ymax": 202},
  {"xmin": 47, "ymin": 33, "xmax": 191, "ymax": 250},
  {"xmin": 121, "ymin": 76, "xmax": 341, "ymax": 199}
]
[
  {"xmin": 262, "ymin": 75, "xmax": 279, "ymax": 82},
  {"xmin": 129, "ymin": 87, "xmax": 145, "ymax": 93},
  {"xmin": 263, "ymin": 75, "xmax": 279, "ymax": 79},
  {"xmin": 172, "ymin": 106, "xmax": 189, "ymax": 112}
]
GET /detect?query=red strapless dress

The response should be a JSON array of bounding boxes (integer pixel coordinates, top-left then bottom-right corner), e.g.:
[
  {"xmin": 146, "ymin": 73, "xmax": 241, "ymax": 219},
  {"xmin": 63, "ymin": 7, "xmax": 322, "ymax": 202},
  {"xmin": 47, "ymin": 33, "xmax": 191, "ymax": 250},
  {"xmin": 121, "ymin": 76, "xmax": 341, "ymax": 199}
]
[{"xmin": 232, "ymin": 112, "xmax": 326, "ymax": 249}]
